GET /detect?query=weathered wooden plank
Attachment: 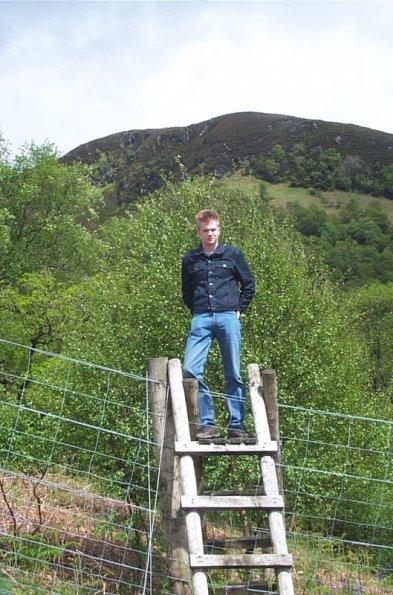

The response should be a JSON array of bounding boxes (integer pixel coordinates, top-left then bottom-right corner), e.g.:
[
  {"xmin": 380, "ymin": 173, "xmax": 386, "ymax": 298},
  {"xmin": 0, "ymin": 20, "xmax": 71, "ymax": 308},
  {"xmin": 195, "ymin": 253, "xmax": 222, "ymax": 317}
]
[
  {"xmin": 181, "ymin": 495, "xmax": 284, "ymax": 510},
  {"xmin": 190, "ymin": 553, "xmax": 293, "ymax": 569},
  {"xmin": 205, "ymin": 535, "xmax": 272, "ymax": 549},
  {"xmin": 175, "ymin": 441, "xmax": 278, "ymax": 456},
  {"xmin": 220, "ymin": 582, "xmax": 277, "ymax": 595},
  {"xmin": 183, "ymin": 378, "xmax": 203, "ymax": 492},
  {"xmin": 262, "ymin": 368, "xmax": 283, "ymax": 494},
  {"xmin": 202, "ymin": 488, "xmax": 265, "ymax": 496},
  {"xmin": 149, "ymin": 358, "xmax": 192, "ymax": 594},
  {"xmin": 248, "ymin": 364, "xmax": 295, "ymax": 595},
  {"xmin": 198, "ymin": 436, "xmax": 257, "ymax": 445},
  {"xmin": 168, "ymin": 358, "xmax": 208, "ymax": 595}
]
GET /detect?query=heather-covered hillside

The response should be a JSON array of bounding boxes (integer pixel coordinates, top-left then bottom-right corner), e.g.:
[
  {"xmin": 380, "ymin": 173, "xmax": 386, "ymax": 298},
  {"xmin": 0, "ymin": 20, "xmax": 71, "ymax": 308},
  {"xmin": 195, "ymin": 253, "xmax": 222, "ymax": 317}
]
[{"xmin": 62, "ymin": 111, "xmax": 393, "ymax": 204}]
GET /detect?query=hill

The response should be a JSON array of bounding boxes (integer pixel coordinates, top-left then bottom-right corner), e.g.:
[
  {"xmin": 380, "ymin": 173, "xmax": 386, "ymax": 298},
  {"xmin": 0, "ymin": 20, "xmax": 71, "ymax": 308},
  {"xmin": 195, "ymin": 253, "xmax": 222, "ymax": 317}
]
[{"xmin": 62, "ymin": 111, "xmax": 393, "ymax": 205}]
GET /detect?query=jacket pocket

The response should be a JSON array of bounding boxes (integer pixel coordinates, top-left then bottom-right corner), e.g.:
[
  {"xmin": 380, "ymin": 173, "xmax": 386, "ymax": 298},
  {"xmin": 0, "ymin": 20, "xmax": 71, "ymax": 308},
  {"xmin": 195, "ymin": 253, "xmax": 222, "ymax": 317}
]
[
  {"xmin": 212, "ymin": 261, "xmax": 234, "ymax": 278},
  {"xmin": 190, "ymin": 262, "xmax": 206, "ymax": 281}
]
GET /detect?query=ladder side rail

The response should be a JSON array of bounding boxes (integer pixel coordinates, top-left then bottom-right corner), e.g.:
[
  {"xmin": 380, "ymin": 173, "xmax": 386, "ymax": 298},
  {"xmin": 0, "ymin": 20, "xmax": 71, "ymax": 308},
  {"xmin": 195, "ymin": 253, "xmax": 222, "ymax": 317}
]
[
  {"xmin": 183, "ymin": 378, "xmax": 203, "ymax": 494},
  {"xmin": 248, "ymin": 364, "xmax": 295, "ymax": 595},
  {"xmin": 148, "ymin": 358, "xmax": 192, "ymax": 594},
  {"xmin": 262, "ymin": 368, "xmax": 284, "ymax": 495},
  {"xmin": 168, "ymin": 358, "xmax": 209, "ymax": 595}
]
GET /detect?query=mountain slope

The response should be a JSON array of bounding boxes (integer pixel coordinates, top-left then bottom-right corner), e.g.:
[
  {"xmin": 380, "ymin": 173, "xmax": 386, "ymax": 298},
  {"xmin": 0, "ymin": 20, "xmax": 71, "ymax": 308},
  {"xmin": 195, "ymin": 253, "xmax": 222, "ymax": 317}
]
[{"xmin": 62, "ymin": 111, "xmax": 393, "ymax": 204}]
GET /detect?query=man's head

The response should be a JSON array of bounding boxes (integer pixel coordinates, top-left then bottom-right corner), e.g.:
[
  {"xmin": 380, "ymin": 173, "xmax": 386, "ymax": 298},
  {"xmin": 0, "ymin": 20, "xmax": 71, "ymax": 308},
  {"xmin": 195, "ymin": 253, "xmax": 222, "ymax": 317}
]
[{"xmin": 195, "ymin": 209, "xmax": 221, "ymax": 252}]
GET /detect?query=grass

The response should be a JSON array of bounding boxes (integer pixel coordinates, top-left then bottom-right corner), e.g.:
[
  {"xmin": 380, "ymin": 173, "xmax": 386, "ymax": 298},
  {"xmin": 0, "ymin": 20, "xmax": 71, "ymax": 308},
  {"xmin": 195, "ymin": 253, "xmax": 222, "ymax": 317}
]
[
  {"xmin": 1, "ymin": 473, "xmax": 393, "ymax": 593},
  {"xmin": 290, "ymin": 534, "xmax": 393, "ymax": 594},
  {"xmin": 204, "ymin": 528, "xmax": 393, "ymax": 594},
  {"xmin": 220, "ymin": 172, "xmax": 393, "ymax": 222},
  {"xmin": 0, "ymin": 473, "xmax": 157, "ymax": 593}
]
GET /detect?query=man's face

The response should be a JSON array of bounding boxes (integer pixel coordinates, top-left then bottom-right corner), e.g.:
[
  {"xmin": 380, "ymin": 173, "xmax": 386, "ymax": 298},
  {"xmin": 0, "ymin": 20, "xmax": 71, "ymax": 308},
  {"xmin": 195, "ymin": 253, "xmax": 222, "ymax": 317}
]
[{"xmin": 197, "ymin": 219, "xmax": 221, "ymax": 250}]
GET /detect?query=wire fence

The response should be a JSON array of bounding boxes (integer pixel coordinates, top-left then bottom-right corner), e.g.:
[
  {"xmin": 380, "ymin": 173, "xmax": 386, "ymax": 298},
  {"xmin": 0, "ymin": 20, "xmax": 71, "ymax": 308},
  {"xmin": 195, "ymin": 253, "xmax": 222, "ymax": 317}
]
[
  {"xmin": 279, "ymin": 404, "xmax": 393, "ymax": 594},
  {"xmin": 0, "ymin": 337, "xmax": 392, "ymax": 594},
  {"xmin": 0, "ymin": 338, "xmax": 168, "ymax": 594}
]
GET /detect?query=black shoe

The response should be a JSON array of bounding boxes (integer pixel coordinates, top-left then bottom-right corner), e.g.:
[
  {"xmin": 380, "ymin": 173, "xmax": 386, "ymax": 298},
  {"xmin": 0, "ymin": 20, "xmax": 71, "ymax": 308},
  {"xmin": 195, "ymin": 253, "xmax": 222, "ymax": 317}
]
[
  {"xmin": 196, "ymin": 426, "xmax": 221, "ymax": 440},
  {"xmin": 228, "ymin": 428, "xmax": 252, "ymax": 439}
]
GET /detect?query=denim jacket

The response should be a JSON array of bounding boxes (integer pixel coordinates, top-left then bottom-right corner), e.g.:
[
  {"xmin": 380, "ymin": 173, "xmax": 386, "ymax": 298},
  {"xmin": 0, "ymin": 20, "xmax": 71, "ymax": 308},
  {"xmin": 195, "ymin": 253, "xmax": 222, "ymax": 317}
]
[{"xmin": 182, "ymin": 244, "xmax": 255, "ymax": 315}]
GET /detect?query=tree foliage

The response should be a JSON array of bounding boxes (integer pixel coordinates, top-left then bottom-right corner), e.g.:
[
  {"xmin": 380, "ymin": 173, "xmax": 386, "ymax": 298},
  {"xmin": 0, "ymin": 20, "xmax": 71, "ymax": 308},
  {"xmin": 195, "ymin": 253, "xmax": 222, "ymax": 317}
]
[
  {"xmin": 0, "ymin": 143, "xmax": 103, "ymax": 285},
  {"xmin": 352, "ymin": 282, "xmax": 393, "ymax": 393},
  {"xmin": 251, "ymin": 144, "xmax": 393, "ymax": 198},
  {"xmin": 0, "ymin": 143, "xmax": 392, "ymax": 547},
  {"xmin": 286, "ymin": 199, "xmax": 393, "ymax": 286}
]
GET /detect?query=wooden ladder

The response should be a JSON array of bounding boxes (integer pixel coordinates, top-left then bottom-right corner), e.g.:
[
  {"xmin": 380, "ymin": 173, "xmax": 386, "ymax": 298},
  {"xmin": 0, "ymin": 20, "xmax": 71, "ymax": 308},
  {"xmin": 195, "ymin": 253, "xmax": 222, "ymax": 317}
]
[{"xmin": 167, "ymin": 358, "xmax": 294, "ymax": 595}]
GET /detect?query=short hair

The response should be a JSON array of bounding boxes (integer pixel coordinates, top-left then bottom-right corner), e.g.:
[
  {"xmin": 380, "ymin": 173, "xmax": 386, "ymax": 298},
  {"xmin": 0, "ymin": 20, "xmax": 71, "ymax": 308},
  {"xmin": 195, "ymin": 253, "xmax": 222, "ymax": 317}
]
[{"xmin": 195, "ymin": 209, "xmax": 220, "ymax": 228}]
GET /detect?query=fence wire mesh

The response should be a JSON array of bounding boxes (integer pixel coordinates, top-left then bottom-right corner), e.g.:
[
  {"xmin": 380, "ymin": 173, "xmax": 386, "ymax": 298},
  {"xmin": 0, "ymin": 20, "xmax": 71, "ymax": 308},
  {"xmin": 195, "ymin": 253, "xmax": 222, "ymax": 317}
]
[
  {"xmin": 0, "ymin": 338, "xmax": 169, "ymax": 594},
  {"xmin": 1, "ymin": 338, "xmax": 392, "ymax": 594}
]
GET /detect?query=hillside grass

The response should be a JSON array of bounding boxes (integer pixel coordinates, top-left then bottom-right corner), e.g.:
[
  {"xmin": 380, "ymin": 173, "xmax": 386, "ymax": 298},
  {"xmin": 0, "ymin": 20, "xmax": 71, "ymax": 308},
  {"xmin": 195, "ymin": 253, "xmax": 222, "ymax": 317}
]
[{"xmin": 220, "ymin": 173, "xmax": 393, "ymax": 222}]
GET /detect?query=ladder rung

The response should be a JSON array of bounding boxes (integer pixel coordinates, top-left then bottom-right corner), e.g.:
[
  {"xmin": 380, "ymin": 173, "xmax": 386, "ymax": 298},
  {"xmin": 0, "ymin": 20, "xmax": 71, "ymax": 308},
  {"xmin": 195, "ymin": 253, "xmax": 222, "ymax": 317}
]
[
  {"xmin": 206, "ymin": 535, "xmax": 272, "ymax": 549},
  {"xmin": 182, "ymin": 495, "xmax": 284, "ymax": 510},
  {"xmin": 203, "ymin": 488, "xmax": 265, "ymax": 496},
  {"xmin": 190, "ymin": 552, "xmax": 293, "ymax": 568},
  {"xmin": 175, "ymin": 441, "xmax": 278, "ymax": 456},
  {"xmin": 218, "ymin": 582, "xmax": 277, "ymax": 595}
]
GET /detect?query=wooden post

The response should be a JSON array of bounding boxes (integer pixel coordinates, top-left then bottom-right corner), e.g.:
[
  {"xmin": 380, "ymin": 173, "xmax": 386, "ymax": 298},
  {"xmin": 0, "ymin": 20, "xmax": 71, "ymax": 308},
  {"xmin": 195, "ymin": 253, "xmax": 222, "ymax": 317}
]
[
  {"xmin": 261, "ymin": 368, "xmax": 283, "ymax": 495},
  {"xmin": 183, "ymin": 378, "xmax": 203, "ymax": 493},
  {"xmin": 168, "ymin": 358, "xmax": 209, "ymax": 595},
  {"xmin": 148, "ymin": 358, "xmax": 192, "ymax": 595},
  {"xmin": 248, "ymin": 364, "xmax": 294, "ymax": 595},
  {"xmin": 183, "ymin": 378, "xmax": 199, "ymax": 439}
]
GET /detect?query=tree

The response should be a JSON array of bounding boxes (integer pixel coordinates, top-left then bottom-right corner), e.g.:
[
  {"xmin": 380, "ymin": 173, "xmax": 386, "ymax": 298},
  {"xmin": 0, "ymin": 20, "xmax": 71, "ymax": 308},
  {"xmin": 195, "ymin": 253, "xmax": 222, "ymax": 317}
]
[
  {"xmin": 288, "ymin": 202, "xmax": 329, "ymax": 237},
  {"xmin": 0, "ymin": 273, "xmax": 72, "ymax": 353},
  {"xmin": 252, "ymin": 156, "xmax": 282, "ymax": 183},
  {"xmin": 381, "ymin": 164, "xmax": 393, "ymax": 199},
  {"xmin": 0, "ymin": 143, "xmax": 104, "ymax": 284},
  {"xmin": 347, "ymin": 218, "xmax": 388, "ymax": 250},
  {"xmin": 352, "ymin": 282, "xmax": 393, "ymax": 392}
]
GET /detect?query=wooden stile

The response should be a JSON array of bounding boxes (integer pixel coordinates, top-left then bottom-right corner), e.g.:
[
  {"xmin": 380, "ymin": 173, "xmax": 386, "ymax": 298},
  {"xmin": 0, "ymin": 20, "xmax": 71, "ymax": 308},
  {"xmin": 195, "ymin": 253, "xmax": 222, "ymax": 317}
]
[{"xmin": 152, "ymin": 358, "xmax": 295, "ymax": 595}]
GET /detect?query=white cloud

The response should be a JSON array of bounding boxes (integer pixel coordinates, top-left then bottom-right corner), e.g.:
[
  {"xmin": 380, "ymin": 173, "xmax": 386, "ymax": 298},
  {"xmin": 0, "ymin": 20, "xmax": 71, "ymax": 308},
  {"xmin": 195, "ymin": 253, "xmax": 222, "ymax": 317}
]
[
  {"xmin": 0, "ymin": 1, "xmax": 392, "ymax": 155},
  {"xmin": 135, "ymin": 17, "xmax": 393, "ymax": 134}
]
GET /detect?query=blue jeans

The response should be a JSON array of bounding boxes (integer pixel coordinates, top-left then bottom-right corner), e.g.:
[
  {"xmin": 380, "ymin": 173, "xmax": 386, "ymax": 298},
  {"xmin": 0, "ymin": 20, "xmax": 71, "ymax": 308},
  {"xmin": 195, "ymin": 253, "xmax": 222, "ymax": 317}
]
[{"xmin": 183, "ymin": 312, "xmax": 246, "ymax": 430}]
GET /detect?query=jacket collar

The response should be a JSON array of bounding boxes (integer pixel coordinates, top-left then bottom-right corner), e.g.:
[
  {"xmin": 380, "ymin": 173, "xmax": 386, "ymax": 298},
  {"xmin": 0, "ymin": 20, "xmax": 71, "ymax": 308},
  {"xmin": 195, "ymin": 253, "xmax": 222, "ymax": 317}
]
[{"xmin": 196, "ymin": 243, "xmax": 225, "ymax": 255}]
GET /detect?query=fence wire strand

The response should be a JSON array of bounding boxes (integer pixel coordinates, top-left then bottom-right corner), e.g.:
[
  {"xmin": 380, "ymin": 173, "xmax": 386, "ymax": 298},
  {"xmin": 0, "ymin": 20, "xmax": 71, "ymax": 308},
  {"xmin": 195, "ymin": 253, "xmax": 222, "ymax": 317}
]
[{"xmin": 1, "ymin": 338, "xmax": 393, "ymax": 594}]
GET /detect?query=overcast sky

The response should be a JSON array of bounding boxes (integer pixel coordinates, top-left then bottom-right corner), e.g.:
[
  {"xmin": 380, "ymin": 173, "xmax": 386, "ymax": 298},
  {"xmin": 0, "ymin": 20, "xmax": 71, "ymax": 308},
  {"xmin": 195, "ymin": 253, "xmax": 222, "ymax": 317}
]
[{"xmin": 1, "ymin": 1, "xmax": 393, "ymax": 156}]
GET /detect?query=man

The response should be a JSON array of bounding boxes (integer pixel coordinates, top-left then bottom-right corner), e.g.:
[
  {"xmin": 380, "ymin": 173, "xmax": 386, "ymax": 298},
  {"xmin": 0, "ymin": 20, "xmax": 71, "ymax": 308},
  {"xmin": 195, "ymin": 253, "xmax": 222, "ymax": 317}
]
[{"xmin": 182, "ymin": 209, "xmax": 255, "ymax": 440}]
